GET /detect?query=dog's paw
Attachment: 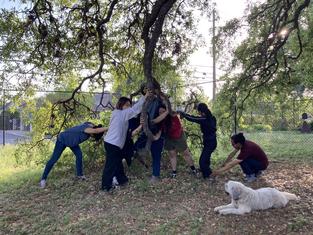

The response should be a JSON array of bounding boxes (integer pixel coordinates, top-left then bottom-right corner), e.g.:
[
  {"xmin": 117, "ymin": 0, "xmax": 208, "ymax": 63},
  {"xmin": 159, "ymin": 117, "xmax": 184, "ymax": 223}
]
[{"xmin": 213, "ymin": 207, "xmax": 220, "ymax": 212}]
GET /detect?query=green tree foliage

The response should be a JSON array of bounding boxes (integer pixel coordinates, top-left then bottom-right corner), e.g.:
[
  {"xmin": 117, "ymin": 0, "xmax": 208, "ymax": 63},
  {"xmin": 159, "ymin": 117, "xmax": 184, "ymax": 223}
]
[
  {"xmin": 213, "ymin": 0, "xmax": 312, "ymax": 132},
  {"xmin": 216, "ymin": 0, "xmax": 311, "ymax": 100}
]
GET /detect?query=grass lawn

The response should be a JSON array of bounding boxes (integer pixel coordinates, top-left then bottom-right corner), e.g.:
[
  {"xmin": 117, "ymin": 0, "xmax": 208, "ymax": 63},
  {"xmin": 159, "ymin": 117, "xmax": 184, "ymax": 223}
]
[{"xmin": 1, "ymin": 131, "xmax": 313, "ymax": 234}]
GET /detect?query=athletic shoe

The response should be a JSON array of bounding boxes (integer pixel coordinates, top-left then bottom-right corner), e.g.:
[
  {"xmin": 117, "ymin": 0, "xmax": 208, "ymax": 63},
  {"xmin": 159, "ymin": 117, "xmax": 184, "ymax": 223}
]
[
  {"xmin": 112, "ymin": 176, "xmax": 119, "ymax": 186},
  {"xmin": 191, "ymin": 169, "xmax": 201, "ymax": 178},
  {"xmin": 39, "ymin": 179, "xmax": 46, "ymax": 188},
  {"xmin": 77, "ymin": 175, "xmax": 87, "ymax": 181},
  {"xmin": 149, "ymin": 175, "xmax": 160, "ymax": 184},
  {"xmin": 245, "ymin": 174, "xmax": 257, "ymax": 183},
  {"xmin": 170, "ymin": 172, "xmax": 177, "ymax": 178}
]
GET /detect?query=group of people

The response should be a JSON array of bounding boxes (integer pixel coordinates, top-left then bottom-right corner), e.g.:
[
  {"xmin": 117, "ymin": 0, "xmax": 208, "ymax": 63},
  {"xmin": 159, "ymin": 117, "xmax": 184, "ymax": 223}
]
[{"xmin": 40, "ymin": 87, "xmax": 269, "ymax": 191}]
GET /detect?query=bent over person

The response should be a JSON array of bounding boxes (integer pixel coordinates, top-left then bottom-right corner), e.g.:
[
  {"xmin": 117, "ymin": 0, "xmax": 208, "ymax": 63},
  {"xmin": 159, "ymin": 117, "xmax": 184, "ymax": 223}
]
[
  {"xmin": 212, "ymin": 132, "xmax": 269, "ymax": 182},
  {"xmin": 40, "ymin": 122, "xmax": 107, "ymax": 188}
]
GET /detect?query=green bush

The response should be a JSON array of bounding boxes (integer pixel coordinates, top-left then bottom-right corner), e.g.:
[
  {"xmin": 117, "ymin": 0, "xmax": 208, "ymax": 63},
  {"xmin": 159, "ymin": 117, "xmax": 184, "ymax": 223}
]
[{"xmin": 240, "ymin": 124, "xmax": 272, "ymax": 132}]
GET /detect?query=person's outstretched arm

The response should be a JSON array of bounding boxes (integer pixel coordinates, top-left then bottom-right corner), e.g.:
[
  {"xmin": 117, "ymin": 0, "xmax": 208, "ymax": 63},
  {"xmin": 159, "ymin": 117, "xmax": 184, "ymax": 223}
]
[
  {"xmin": 123, "ymin": 91, "xmax": 152, "ymax": 120},
  {"xmin": 84, "ymin": 126, "xmax": 108, "ymax": 134},
  {"xmin": 212, "ymin": 159, "xmax": 242, "ymax": 176},
  {"xmin": 222, "ymin": 149, "xmax": 239, "ymax": 166},
  {"xmin": 151, "ymin": 109, "xmax": 169, "ymax": 124},
  {"xmin": 131, "ymin": 124, "xmax": 142, "ymax": 137},
  {"xmin": 180, "ymin": 112, "xmax": 206, "ymax": 124}
]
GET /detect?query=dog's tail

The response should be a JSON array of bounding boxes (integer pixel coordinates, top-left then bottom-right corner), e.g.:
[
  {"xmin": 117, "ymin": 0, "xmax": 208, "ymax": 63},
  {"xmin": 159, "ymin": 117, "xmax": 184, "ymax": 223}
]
[{"xmin": 282, "ymin": 192, "xmax": 299, "ymax": 201}]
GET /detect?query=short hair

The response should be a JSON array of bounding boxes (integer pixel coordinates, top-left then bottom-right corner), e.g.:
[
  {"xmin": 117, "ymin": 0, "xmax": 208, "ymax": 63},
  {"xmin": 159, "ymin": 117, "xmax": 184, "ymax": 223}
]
[
  {"xmin": 231, "ymin": 132, "xmax": 246, "ymax": 145},
  {"xmin": 116, "ymin": 97, "xmax": 132, "ymax": 110}
]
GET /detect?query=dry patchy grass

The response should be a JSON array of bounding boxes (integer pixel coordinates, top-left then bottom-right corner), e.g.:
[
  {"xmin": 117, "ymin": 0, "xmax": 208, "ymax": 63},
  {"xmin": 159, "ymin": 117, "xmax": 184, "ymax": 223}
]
[{"xmin": 1, "ymin": 160, "xmax": 313, "ymax": 235}]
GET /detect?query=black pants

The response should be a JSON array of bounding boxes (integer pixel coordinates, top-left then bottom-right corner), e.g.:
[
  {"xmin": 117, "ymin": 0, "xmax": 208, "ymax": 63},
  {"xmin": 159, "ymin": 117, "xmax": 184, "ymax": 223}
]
[
  {"xmin": 102, "ymin": 142, "xmax": 128, "ymax": 191},
  {"xmin": 199, "ymin": 141, "xmax": 217, "ymax": 178},
  {"xmin": 240, "ymin": 158, "xmax": 266, "ymax": 175},
  {"xmin": 122, "ymin": 139, "xmax": 134, "ymax": 167}
]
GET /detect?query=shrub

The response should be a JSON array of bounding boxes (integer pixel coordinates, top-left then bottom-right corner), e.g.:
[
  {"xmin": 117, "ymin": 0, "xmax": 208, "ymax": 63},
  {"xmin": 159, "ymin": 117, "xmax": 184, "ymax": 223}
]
[{"xmin": 240, "ymin": 124, "xmax": 272, "ymax": 132}]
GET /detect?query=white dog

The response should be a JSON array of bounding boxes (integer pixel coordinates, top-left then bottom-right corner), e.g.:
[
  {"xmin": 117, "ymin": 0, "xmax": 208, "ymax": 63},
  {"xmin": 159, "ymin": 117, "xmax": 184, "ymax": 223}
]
[{"xmin": 214, "ymin": 180, "xmax": 299, "ymax": 215}]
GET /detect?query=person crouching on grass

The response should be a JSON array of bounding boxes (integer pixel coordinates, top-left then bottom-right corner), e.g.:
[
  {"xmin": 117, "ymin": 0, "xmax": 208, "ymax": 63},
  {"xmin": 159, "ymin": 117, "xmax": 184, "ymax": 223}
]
[
  {"xmin": 212, "ymin": 132, "xmax": 269, "ymax": 182},
  {"xmin": 101, "ymin": 91, "xmax": 151, "ymax": 192},
  {"xmin": 40, "ymin": 122, "xmax": 107, "ymax": 188}
]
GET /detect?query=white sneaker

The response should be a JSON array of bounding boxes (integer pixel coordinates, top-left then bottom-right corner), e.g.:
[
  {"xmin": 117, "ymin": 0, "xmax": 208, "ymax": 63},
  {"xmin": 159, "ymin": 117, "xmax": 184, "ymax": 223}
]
[
  {"xmin": 245, "ymin": 175, "xmax": 257, "ymax": 183},
  {"xmin": 40, "ymin": 179, "xmax": 46, "ymax": 188},
  {"xmin": 77, "ymin": 175, "xmax": 87, "ymax": 181},
  {"xmin": 149, "ymin": 175, "xmax": 160, "ymax": 184},
  {"xmin": 112, "ymin": 176, "xmax": 119, "ymax": 186}
]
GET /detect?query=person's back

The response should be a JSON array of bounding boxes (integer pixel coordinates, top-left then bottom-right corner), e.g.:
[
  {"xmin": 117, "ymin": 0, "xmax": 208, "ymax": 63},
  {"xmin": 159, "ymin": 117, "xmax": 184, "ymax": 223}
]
[
  {"xmin": 147, "ymin": 96, "xmax": 163, "ymax": 135},
  {"xmin": 166, "ymin": 115, "xmax": 182, "ymax": 139},
  {"xmin": 58, "ymin": 122, "xmax": 92, "ymax": 147},
  {"xmin": 237, "ymin": 140, "xmax": 269, "ymax": 169},
  {"xmin": 200, "ymin": 115, "xmax": 217, "ymax": 142}
]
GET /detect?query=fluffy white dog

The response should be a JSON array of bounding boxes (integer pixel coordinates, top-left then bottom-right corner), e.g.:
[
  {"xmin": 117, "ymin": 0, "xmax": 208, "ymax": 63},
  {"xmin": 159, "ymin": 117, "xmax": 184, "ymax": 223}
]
[{"xmin": 214, "ymin": 180, "xmax": 299, "ymax": 215}]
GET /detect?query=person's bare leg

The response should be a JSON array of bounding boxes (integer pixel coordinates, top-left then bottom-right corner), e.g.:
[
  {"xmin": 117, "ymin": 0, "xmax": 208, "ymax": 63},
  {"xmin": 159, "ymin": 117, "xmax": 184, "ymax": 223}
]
[
  {"xmin": 182, "ymin": 148, "xmax": 194, "ymax": 167},
  {"xmin": 169, "ymin": 149, "xmax": 178, "ymax": 171}
]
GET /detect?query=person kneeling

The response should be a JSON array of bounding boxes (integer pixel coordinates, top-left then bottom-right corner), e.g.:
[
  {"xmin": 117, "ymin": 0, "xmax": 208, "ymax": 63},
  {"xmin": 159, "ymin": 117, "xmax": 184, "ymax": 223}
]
[{"xmin": 212, "ymin": 133, "xmax": 268, "ymax": 182}]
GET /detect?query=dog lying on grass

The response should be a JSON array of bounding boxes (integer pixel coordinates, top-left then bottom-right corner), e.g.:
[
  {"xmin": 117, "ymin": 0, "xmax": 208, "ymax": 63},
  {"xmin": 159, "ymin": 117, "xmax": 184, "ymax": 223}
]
[{"xmin": 214, "ymin": 180, "xmax": 299, "ymax": 215}]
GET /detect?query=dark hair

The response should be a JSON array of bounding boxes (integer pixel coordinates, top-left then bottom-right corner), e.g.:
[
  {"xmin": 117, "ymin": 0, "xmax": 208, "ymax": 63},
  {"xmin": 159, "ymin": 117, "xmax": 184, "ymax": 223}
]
[
  {"xmin": 197, "ymin": 103, "xmax": 212, "ymax": 118},
  {"xmin": 302, "ymin": 113, "xmax": 308, "ymax": 120},
  {"xmin": 231, "ymin": 132, "xmax": 246, "ymax": 145},
  {"xmin": 93, "ymin": 124, "xmax": 104, "ymax": 141},
  {"xmin": 116, "ymin": 97, "xmax": 132, "ymax": 110},
  {"xmin": 140, "ymin": 83, "xmax": 147, "ymax": 95},
  {"xmin": 158, "ymin": 104, "xmax": 172, "ymax": 131}
]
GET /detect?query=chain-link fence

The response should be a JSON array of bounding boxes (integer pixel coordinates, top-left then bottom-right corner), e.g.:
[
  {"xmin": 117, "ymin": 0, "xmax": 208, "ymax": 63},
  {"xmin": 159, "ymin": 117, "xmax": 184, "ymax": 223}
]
[
  {"xmin": 2, "ymin": 86, "xmax": 313, "ymax": 161},
  {"xmin": 0, "ymin": 89, "xmax": 119, "ymax": 145},
  {"xmin": 235, "ymin": 98, "xmax": 313, "ymax": 159}
]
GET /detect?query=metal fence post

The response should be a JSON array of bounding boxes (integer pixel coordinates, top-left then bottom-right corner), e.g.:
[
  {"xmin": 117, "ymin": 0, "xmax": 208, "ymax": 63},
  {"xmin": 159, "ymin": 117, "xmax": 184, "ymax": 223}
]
[
  {"xmin": 2, "ymin": 88, "xmax": 5, "ymax": 146},
  {"xmin": 232, "ymin": 95, "xmax": 237, "ymax": 134}
]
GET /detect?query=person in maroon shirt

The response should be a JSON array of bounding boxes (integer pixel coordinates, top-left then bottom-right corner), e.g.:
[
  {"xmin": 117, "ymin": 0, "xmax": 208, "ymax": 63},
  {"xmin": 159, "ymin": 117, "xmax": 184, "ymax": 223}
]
[{"xmin": 212, "ymin": 133, "xmax": 268, "ymax": 182}]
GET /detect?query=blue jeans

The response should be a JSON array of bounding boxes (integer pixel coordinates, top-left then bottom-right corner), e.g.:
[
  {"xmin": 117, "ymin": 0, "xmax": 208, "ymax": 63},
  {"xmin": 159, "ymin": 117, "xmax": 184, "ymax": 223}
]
[
  {"xmin": 135, "ymin": 133, "xmax": 164, "ymax": 177},
  {"xmin": 151, "ymin": 137, "xmax": 164, "ymax": 177},
  {"xmin": 239, "ymin": 158, "xmax": 265, "ymax": 175},
  {"xmin": 41, "ymin": 139, "xmax": 84, "ymax": 180}
]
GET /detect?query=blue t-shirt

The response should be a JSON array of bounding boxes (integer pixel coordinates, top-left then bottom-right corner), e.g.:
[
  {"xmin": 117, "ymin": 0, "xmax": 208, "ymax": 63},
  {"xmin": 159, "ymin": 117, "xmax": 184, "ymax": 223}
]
[
  {"xmin": 147, "ymin": 97, "xmax": 163, "ymax": 135},
  {"xmin": 57, "ymin": 122, "xmax": 92, "ymax": 147}
]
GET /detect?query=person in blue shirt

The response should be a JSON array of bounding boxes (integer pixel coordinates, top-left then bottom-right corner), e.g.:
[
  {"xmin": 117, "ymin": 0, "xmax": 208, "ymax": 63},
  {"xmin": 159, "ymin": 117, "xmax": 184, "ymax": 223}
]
[
  {"xmin": 179, "ymin": 103, "xmax": 217, "ymax": 179},
  {"xmin": 40, "ymin": 122, "xmax": 107, "ymax": 188}
]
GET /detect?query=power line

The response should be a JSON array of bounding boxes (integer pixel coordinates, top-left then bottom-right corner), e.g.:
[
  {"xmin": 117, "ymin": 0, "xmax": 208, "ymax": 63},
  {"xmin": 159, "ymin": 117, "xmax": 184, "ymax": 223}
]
[
  {"xmin": 189, "ymin": 64, "xmax": 213, "ymax": 68},
  {"xmin": 1, "ymin": 88, "xmax": 113, "ymax": 94},
  {"xmin": 177, "ymin": 79, "xmax": 225, "ymax": 88}
]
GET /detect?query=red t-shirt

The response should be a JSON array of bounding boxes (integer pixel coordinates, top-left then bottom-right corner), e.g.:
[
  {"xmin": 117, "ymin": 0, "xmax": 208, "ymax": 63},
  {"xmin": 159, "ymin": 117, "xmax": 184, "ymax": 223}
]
[
  {"xmin": 167, "ymin": 116, "xmax": 183, "ymax": 139},
  {"xmin": 237, "ymin": 140, "xmax": 269, "ymax": 169}
]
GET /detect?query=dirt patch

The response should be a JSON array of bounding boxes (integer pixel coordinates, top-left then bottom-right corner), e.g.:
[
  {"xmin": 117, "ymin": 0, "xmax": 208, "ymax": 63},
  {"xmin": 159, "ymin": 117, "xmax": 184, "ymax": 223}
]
[{"xmin": 1, "ymin": 161, "xmax": 313, "ymax": 234}]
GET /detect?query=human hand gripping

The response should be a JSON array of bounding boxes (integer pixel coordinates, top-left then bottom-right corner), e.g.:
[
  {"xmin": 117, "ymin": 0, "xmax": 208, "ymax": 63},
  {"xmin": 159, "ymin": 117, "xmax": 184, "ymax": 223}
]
[{"xmin": 145, "ymin": 89, "xmax": 153, "ymax": 98}]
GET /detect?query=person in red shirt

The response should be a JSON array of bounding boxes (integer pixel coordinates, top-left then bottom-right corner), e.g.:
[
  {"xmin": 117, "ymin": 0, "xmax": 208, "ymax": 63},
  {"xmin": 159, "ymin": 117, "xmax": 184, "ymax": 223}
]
[
  {"xmin": 212, "ymin": 133, "xmax": 268, "ymax": 182},
  {"xmin": 159, "ymin": 105, "xmax": 197, "ymax": 178}
]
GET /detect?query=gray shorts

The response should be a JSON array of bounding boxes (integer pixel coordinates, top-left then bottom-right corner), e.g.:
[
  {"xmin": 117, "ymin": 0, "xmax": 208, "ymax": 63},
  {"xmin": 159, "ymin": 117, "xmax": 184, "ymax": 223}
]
[{"xmin": 164, "ymin": 131, "xmax": 188, "ymax": 152}]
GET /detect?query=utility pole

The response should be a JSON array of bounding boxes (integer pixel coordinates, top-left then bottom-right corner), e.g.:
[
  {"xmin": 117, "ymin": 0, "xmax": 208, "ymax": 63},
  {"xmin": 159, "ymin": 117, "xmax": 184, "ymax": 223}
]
[
  {"xmin": 212, "ymin": 8, "xmax": 217, "ymax": 101},
  {"xmin": 2, "ymin": 88, "xmax": 5, "ymax": 146}
]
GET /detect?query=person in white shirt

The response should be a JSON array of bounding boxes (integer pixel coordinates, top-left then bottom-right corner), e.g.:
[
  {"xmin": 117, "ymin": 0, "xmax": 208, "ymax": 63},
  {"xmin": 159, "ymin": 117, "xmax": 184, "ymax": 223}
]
[{"xmin": 101, "ymin": 92, "xmax": 150, "ymax": 192}]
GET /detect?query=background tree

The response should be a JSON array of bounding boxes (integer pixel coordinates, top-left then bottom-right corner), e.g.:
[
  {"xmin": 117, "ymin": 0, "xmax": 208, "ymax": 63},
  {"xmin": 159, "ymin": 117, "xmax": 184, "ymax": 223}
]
[{"xmin": 214, "ymin": 0, "xmax": 312, "ymax": 132}]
